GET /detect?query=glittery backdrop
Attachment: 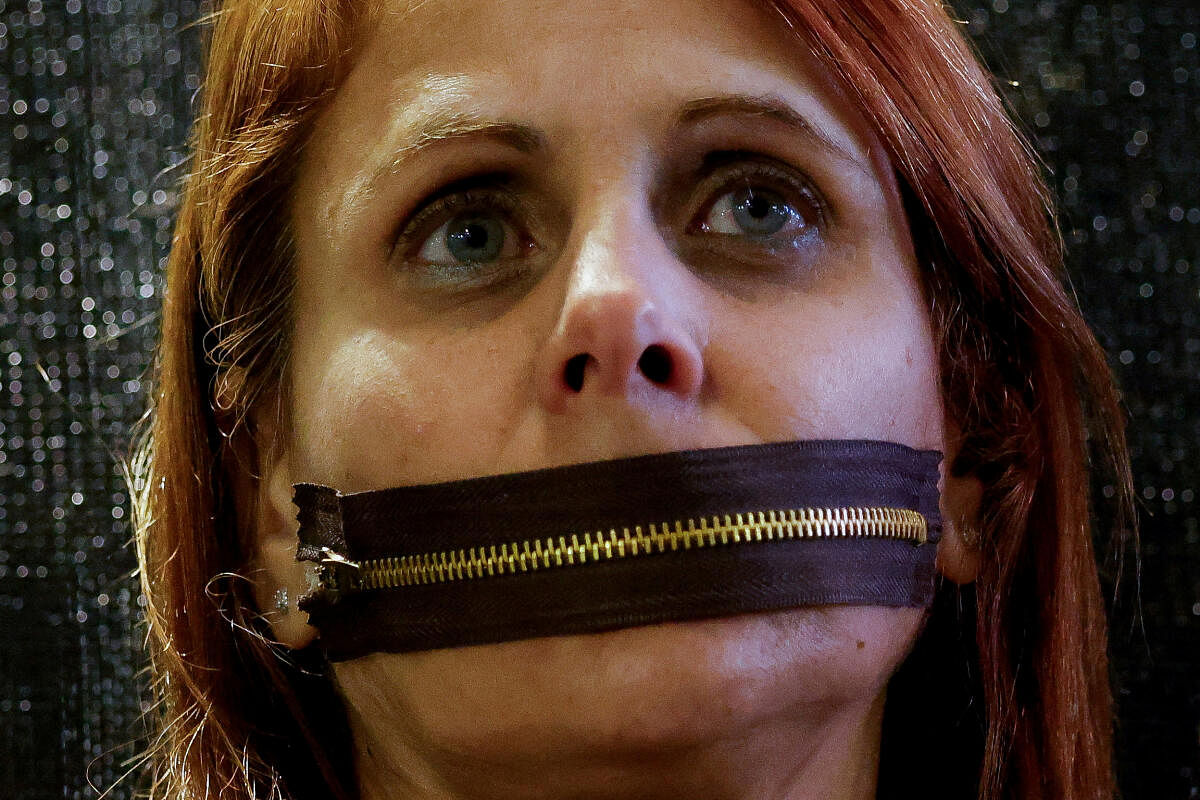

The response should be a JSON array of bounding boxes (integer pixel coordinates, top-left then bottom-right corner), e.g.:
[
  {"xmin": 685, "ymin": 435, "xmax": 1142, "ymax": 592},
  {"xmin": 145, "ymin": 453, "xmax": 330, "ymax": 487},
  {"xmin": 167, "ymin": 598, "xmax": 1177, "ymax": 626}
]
[{"xmin": 0, "ymin": 1, "xmax": 1195, "ymax": 798}]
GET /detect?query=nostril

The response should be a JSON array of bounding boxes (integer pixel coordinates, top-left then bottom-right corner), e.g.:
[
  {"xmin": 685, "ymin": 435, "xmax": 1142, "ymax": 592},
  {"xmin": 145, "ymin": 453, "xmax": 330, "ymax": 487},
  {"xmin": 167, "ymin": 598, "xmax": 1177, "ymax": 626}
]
[
  {"xmin": 637, "ymin": 344, "xmax": 674, "ymax": 386},
  {"xmin": 564, "ymin": 353, "xmax": 590, "ymax": 392}
]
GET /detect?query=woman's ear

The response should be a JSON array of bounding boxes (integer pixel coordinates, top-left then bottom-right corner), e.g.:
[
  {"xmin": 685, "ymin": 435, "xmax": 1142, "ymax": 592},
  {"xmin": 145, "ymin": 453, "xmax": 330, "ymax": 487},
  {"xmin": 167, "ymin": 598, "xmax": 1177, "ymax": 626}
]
[
  {"xmin": 936, "ymin": 416, "xmax": 983, "ymax": 585},
  {"xmin": 219, "ymin": 374, "xmax": 318, "ymax": 650},
  {"xmin": 937, "ymin": 470, "xmax": 983, "ymax": 585}
]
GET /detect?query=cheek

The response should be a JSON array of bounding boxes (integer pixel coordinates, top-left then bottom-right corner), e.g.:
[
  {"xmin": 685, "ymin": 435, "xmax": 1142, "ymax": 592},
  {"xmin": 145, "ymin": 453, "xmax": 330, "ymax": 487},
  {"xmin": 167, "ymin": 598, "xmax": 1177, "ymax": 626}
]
[
  {"xmin": 286, "ymin": 328, "xmax": 530, "ymax": 490},
  {"xmin": 718, "ymin": 287, "xmax": 943, "ymax": 450}
]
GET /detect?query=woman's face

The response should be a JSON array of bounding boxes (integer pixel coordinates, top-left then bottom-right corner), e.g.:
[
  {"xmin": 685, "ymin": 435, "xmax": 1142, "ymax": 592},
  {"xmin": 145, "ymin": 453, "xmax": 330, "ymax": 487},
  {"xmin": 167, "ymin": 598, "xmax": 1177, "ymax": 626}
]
[{"xmin": 255, "ymin": 0, "xmax": 961, "ymax": 793}]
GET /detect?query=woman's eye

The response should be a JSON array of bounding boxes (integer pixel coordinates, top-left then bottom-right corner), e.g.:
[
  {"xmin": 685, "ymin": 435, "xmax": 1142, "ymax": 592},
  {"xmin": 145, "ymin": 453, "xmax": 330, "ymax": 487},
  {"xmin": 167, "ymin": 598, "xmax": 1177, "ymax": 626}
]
[
  {"xmin": 416, "ymin": 211, "xmax": 519, "ymax": 267},
  {"xmin": 685, "ymin": 156, "xmax": 826, "ymax": 255},
  {"xmin": 699, "ymin": 185, "xmax": 808, "ymax": 238},
  {"xmin": 678, "ymin": 160, "xmax": 829, "ymax": 285},
  {"xmin": 695, "ymin": 182, "xmax": 820, "ymax": 245},
  {"xmin": 393, "ymin": 183, "xmax": 539, "ymax": 293}
]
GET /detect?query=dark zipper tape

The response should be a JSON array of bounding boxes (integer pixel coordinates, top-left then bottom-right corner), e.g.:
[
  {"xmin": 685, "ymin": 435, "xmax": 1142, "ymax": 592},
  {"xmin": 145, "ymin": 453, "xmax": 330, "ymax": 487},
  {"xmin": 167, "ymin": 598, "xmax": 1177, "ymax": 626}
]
[{"xmin": 294, "ymin": 439, "xmax": 943, "ymax": 659}]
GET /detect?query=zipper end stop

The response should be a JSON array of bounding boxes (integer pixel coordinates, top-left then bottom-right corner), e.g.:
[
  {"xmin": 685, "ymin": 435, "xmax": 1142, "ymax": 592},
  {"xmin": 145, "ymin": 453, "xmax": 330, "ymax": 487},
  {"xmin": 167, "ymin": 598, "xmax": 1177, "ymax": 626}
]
[{"xmin": 301, "ymin": 547, "xmax": 362, "ymax": 607}]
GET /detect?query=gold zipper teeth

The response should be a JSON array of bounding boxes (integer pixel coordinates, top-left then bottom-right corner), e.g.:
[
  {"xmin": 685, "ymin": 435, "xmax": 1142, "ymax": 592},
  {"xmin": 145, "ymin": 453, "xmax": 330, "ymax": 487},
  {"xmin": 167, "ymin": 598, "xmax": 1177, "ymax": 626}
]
[{"xmin": 354, "ymin": 507, "xmax": 926, "ymax": 590}]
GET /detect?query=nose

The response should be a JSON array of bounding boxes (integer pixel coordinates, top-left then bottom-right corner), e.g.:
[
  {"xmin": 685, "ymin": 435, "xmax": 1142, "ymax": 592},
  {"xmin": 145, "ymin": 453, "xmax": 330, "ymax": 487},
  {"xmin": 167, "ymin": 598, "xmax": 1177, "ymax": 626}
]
[{"xmin": 535, "ymin": 219, "xmax": 705, "ymax": 415}]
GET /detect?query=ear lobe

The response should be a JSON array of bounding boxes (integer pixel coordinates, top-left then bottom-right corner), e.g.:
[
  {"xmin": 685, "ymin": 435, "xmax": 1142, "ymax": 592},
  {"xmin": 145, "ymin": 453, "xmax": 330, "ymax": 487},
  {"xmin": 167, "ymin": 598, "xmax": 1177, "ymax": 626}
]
[
  {"xmin": 223, "ymin": 399, "xmax": 319, "ymax": 651},
  {"xmin": 936, "ymin": 470, "xmax": 983, "ymax": 585}
]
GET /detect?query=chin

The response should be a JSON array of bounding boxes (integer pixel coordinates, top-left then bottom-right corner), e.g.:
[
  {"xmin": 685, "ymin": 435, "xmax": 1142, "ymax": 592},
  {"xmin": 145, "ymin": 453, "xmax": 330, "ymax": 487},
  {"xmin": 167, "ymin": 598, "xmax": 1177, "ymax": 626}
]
[{"xmin": 333, "ymin": 605, "xmax": 922, "ymax": 761}]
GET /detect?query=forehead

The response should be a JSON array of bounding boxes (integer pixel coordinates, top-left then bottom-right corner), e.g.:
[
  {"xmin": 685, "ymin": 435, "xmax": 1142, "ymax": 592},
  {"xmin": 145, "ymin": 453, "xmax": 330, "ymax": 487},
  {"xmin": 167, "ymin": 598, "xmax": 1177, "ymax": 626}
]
[
  {"xmin": 310, "ymin": 0, "xmax": 876, "ymax": 164},
  {"xmin": 368, "ymin": 0, "xmax": 797, "ymax": 66}
]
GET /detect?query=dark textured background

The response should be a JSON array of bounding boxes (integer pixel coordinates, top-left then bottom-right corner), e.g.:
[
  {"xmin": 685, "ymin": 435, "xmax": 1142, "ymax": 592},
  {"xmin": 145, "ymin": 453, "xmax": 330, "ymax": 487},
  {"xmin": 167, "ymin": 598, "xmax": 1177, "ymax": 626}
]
[{"xmin": 0, "ymin": 1, "xmax": 1196, "ymax": 797}]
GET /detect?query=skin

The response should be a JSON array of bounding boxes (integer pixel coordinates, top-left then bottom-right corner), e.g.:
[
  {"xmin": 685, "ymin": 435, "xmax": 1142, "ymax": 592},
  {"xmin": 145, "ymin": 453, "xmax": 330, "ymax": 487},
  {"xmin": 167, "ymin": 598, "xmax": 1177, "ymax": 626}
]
[{"xmin": 245, "ymin": 0, "xmax": 982, "ymax": 797}]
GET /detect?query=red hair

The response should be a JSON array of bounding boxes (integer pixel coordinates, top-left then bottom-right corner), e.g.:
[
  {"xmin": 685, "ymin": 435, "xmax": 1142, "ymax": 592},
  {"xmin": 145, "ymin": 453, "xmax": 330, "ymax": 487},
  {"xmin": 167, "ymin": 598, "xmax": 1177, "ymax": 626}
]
[
  {"xmin": 770, "ymin": 1, "xmax": 1133, "ymax": 797},
  {"xmin": 133, "ymin": 1, "xmax": 1132, "ymax": 798}
]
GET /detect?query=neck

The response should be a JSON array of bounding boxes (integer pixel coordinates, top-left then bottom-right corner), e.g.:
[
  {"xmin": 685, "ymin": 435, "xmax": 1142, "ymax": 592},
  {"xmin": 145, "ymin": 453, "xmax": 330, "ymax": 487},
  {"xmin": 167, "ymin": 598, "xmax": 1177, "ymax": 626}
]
[{"xmin": 352, "ymin": 692, "xmax": 887, "ymax": 800}]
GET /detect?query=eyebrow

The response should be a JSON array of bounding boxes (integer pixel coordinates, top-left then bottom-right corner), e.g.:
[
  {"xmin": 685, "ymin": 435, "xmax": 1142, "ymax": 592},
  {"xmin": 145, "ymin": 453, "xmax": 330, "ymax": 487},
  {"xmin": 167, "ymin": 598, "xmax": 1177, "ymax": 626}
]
[
  {"xmin": 371, "ymin": 92, "xmax": 864, "ymax": 187},
  {"xmin": 674, "ymin": 94, "xmax": 864, "ymax": 168},
  {"xmin": 373, "ymin": 109, "xmax": 546, "ymax": 185}
]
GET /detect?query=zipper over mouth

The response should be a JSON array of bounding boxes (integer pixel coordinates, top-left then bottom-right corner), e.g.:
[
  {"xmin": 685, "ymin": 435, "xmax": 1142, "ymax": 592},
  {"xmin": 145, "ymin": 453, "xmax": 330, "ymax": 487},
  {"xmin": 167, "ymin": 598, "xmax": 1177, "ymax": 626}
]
[
  {"xmin": 305, "ymin": 505, "xmax": 927, "ymax": 604},
  {"xmin": 293, "ymin": 441, "xmax": 944, "ymax": 656}
]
